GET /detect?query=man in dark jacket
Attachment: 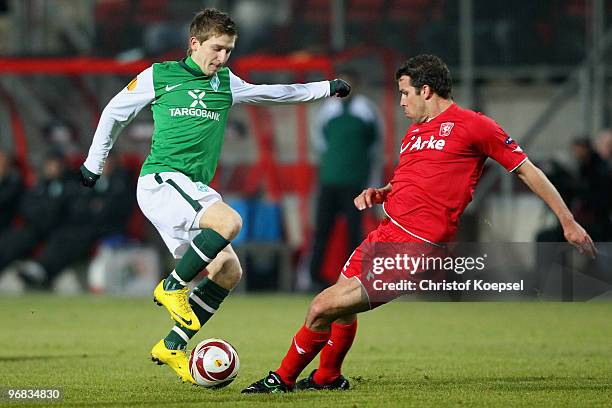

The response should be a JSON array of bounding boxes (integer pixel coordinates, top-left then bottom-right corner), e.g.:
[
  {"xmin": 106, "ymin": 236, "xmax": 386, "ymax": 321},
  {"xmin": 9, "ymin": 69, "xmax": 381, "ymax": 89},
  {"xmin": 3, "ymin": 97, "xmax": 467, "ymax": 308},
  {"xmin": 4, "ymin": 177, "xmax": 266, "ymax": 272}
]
[
  {"xmin": 0, "ymin": 150, "xmax": 23, "ymax": 235},
  {"xmin": 20, "ymin": 153, "xmax": 135, "ymax": 289},
  {"xmin": 0, "ymin": 150, "xmax": 75, "ymax": 277}
]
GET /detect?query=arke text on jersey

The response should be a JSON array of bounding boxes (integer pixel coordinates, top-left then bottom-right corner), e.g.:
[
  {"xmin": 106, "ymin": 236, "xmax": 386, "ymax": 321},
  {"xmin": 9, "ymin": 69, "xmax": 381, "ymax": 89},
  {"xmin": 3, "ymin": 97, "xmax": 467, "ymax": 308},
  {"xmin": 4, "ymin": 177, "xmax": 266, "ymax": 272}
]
[{"xmin": 400, "ymin": 135, "xmax": 446, "ymax": 154}]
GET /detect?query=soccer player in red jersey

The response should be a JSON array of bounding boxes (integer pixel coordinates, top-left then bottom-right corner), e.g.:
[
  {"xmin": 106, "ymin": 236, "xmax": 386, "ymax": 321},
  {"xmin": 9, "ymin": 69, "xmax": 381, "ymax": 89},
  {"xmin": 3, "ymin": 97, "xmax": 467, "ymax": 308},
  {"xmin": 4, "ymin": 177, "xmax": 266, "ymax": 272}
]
[{"xmin": 242, "ymin": 55, "xmax": 596, "ymax": 393}]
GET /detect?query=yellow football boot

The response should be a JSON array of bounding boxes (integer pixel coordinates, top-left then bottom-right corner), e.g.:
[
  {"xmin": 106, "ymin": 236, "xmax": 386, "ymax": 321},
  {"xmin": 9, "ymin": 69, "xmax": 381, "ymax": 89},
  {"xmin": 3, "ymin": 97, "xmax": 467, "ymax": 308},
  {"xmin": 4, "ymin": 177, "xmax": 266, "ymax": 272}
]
[
  {"xmin": 150, "ymin": 340, "xmax": 196, "ymax": 385},
  {"xmin": 153, "ymin": 280, "xmax": 201, "ymax": 331}
]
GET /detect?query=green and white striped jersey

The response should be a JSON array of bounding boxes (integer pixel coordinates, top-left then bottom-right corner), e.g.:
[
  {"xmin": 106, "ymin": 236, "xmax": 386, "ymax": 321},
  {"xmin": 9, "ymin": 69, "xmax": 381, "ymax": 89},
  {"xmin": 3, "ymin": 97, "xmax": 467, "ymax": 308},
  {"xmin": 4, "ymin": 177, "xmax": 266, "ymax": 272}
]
[{"xmin": 84, "ymin": 56, "xmax": 331, "ymax": 184}]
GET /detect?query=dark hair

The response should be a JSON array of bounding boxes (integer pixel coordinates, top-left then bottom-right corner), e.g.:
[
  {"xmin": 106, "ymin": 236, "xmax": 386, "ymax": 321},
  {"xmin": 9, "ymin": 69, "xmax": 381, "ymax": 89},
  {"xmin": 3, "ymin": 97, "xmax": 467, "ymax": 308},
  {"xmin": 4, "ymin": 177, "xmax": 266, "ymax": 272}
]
[
  {"xmin": 44, "ymin": 148, "xmax": 65, "ymax": 161},
  {"xmin": 571, "ymin": 137, "xmax": 593, "ymax": 149},
  {"xmin": 395, "ymin": 55, "xmax": 452, "ymax": 98},
  {"xmin": 188, "ymin": 8, "xmax": 238, "ymax": 54}
]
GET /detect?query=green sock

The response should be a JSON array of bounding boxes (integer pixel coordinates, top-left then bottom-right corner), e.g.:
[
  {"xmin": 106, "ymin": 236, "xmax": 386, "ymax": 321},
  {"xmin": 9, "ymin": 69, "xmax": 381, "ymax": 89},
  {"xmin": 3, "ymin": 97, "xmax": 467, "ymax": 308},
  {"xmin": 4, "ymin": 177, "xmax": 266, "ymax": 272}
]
[
  {"xmin": 164, "ymin": 328, "xmax": 188, "ymax": 350},
  {"xmin": 163, "ymin": 278, "xmax": 230, "ymax": 349},
  {"xmin": 163, "ymin": 271, "xmax": 186, "ymax": 291},
  {"xmin": 164, "ymin": 229, "xmax": 229, "ymax": 290}
]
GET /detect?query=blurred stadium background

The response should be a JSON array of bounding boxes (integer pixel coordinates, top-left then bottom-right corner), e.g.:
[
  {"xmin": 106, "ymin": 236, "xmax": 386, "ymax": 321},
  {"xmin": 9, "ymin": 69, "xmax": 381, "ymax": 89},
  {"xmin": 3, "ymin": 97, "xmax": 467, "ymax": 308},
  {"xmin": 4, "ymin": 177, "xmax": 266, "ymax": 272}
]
[{"xmin": 0, "ymin": 0, "xmax": 610, "ymax": 297}]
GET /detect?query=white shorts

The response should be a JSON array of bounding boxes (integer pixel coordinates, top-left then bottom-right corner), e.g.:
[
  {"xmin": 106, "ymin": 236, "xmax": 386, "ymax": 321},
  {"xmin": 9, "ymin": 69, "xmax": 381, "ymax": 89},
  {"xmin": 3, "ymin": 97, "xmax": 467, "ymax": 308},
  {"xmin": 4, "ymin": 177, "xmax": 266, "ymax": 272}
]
[{"xmin": 136, "ymin": 172, "xmax": 222, "ymax": 259}]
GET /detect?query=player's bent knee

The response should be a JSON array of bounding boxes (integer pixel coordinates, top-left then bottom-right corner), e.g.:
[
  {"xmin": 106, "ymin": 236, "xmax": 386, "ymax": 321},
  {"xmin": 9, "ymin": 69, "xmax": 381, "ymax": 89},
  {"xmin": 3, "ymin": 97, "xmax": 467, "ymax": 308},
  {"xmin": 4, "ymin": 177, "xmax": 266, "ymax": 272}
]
[
  {"xmin": 199, "ymin": 203, "xmax": 243, "ymax": 240},
  {"xmin": 305, "ymin": 296, "xmax": 333, "ymax": 328},
  {"xmin": 214, "ymin": 207, "xmax": 242, "ymax": 240},
  {"xmin": 225, "ymin": 210, "xmax": 243, "ymax": 241},
  {"xmin": 210, "ymin": 216, "xmax": 242, "ymax": 241}
]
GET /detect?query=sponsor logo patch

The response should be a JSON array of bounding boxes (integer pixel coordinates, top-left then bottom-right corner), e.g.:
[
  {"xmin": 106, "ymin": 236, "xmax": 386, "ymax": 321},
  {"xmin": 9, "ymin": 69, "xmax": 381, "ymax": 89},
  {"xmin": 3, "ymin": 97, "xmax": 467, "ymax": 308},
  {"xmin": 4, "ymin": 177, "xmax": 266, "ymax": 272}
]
[
  {"xmin": 401, "ymin": 135, "xmax": 446, "ymax": 153},
  {"xmin": 439, "ymin": 122, "xmax": 454, "ymax": 137},
  {"xmin": 126, "ymin": 77, "xmax": 138, "ymax": 91},
  {"xmin": 189, "ymin": 89, "xmax": 207, "ymax": 108},
  {"xmin": 211, "ymin": 74, "xmax": 220, "ymax": 92},
  {"xmin": 195, "ymin": 182, "xmax": 209, "ymax": 193},
  {"xmin": 165, "ymin": 83, "xmax": 182, "ymax": 91}
]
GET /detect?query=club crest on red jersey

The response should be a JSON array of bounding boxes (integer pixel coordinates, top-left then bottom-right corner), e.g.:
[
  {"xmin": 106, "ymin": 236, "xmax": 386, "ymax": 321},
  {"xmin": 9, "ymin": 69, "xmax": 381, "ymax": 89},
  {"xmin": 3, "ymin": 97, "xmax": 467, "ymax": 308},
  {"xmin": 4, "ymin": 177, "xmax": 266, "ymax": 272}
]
[{"xmin": 439, "ymin": 122, "xmax": 454, "ymax": 137}]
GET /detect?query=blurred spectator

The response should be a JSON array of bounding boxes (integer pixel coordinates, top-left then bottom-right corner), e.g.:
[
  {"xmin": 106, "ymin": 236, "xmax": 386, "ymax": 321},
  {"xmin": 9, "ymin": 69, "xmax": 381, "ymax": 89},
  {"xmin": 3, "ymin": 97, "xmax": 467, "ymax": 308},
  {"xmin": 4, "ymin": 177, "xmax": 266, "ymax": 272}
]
[
  {"xmin": 536, "ymin": 136, "xmax": 612, "ymax": 242},
  {"xmin": 594, "ymin": 128, "xmax": 612, "ymax": 166},
  {"xmin": 143, "ymin": 22, "xmax": 187, "ymax": 57},
  {"xmin": 230, "ymin": 0, "xmax": 290, "ymax": 55},
  {"xmin": 569, "ymin": 137, "xmax": 612, "ymax": 240},
  {"xmin": 0, "ymin": 149, "xmax": 23, "ymax": 234},
  {"xmin": 0, "ymin": 150, "xmax": 76, "ymax": 277},
  {"xmin": 19, "ymin": 153, "xmax": 135, "ymax": 290},
  {"xmin": 309, "ymin": 69, "xmax": 381, "ymax": 289},
  {"xmin": 43, "ymin": 119, "xmax": 81, "ymax": 160},
  {"xmin": 534, "ymin": 136, "xmax": 611, "ymax": 293}
]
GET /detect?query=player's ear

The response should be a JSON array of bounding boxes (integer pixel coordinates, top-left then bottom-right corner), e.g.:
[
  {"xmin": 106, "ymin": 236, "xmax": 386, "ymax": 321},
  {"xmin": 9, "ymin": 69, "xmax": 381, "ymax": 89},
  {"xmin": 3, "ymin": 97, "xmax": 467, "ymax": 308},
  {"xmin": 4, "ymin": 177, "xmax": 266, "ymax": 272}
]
[
  {"xmin": 188, "ymin": 36, "xmax": 201, "ymax": 51},
  {"xmin": 422, "ymin": 85, "xmax": 434, "ymax": 100}
]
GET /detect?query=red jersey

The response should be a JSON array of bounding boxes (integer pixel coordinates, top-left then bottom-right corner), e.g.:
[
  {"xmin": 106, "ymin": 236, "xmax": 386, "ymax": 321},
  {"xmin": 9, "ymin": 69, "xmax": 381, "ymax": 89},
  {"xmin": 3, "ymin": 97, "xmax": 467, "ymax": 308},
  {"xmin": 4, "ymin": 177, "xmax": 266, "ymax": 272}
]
[{"xmin": 383, "ymin": 103, "xmax": 527, "ymax": 243}]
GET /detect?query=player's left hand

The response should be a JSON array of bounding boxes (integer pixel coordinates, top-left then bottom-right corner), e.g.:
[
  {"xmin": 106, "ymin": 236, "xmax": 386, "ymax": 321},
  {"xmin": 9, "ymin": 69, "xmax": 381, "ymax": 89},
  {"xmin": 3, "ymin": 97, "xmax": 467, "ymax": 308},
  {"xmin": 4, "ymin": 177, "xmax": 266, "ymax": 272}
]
[
  {"xmin": 330, "ymin": 79, "xmax": 351, "ymax": 98},
  {"xmin": 563, "ymin": 220, "xmax": 597, "ymax": 258},
  {"xmin": 79, "ymin": 165, "xmax": 100, "ymax": 188},
  {"xmin": 354, "ymin": 187, "xmax": 386, "ymax": 210}
]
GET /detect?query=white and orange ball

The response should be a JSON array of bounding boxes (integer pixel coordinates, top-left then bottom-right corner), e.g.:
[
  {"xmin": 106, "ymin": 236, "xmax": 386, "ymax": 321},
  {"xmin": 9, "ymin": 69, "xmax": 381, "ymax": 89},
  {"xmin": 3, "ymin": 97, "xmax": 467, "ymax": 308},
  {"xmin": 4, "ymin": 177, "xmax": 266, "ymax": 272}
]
[{"xmin": 189, "ymin": 338, "xmax": 240, "ymax": 388}]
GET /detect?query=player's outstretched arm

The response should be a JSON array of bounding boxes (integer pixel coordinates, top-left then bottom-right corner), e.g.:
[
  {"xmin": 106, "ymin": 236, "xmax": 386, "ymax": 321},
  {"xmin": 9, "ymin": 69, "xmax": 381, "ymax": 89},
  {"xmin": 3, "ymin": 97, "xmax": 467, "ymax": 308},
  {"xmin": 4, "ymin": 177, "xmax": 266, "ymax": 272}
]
[
  {"xmin": 229, "ymin": 70, "xmax": 350, "ymax": 105},
  {"xmin": 514, "ymin": 159, "xmax": 596, "ymax": 257},
  {"xmin": 354, "ymin": 183, "xmax": 392, "ymax": 210},
  {"xmin": 81, "ymin": 67, "xmax": 155, "ymax": 186}
]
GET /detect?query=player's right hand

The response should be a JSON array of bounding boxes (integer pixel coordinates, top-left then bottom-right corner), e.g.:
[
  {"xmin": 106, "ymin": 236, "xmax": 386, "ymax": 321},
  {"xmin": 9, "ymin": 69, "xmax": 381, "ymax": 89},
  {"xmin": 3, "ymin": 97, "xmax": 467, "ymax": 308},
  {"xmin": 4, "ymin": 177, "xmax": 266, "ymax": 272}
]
[
  {"xmin": 79, "ymin": 165, "xmax": 100, "ymax": 188},
  {"xmin": 354, "ymin": 188, "xmax": 387, "ymax": 211},
  {"xmin": 329, "ymin": 79, "xmax": 351, "ymax": 97},
  {"xmin": 563, "ymin": 220, "xmax": 597, "ymax": 258}
]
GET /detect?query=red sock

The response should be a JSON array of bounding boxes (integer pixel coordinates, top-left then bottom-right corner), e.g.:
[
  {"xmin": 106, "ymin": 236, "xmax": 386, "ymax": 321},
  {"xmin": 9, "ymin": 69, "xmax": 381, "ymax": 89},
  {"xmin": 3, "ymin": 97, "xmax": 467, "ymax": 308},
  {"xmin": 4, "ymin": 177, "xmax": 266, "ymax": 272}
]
[
  {"xmin": 275, "ymin": 324, "xmax": 331, "ymax": 386},
  {"xmin": 313, "ymin": 320, "xmax": 357, "ymax": 385}
]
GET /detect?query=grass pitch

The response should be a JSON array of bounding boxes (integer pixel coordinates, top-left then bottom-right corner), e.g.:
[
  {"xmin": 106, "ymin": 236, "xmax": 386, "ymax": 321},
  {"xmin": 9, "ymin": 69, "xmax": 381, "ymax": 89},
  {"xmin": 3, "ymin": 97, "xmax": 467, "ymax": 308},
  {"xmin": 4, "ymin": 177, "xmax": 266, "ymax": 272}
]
[{"xmin": 0, "ymin": 295, "xmax": 611, "ymax": 407}]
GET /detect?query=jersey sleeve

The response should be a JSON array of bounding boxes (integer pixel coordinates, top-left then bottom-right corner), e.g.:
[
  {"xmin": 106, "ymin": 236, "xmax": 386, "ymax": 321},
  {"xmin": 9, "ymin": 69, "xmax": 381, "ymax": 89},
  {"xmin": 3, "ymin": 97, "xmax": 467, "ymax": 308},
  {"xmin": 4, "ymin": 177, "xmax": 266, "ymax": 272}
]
[
  {"xmin": 471, "ymin": 113, "xmax": 528, "ymax": 172},
  {"xmin": 228, "ymin": 69, "xmax": 330, "ymax": 106},
  {"xmin": 83, "ymin": 67, "xmax": 155, "ymax": 175}
]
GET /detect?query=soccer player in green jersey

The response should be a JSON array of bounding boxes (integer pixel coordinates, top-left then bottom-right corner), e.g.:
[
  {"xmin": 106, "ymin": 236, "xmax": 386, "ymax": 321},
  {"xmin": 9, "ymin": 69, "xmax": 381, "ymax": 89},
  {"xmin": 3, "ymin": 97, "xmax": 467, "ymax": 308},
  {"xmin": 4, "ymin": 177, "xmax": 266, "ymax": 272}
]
[{"xmin": 79, "ymin": 8, "xmax": 351, "ymax": 384}]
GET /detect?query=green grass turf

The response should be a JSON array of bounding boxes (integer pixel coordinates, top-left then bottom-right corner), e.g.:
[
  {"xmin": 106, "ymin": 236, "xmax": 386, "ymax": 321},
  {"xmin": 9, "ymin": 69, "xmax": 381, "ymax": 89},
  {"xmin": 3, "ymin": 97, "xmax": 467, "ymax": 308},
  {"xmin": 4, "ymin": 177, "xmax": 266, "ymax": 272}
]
[{"xmin": 0, "ymin": 295, "xmax": 611, "ymax": 407}]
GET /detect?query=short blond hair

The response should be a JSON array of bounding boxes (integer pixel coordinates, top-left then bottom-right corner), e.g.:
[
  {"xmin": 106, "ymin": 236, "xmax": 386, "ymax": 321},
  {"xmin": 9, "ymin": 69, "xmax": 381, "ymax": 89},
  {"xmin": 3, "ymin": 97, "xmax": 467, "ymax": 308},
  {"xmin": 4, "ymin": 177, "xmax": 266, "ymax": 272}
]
[{"xmin": 188, "ymin": 8, "xmax": 238, "ymax": 55}]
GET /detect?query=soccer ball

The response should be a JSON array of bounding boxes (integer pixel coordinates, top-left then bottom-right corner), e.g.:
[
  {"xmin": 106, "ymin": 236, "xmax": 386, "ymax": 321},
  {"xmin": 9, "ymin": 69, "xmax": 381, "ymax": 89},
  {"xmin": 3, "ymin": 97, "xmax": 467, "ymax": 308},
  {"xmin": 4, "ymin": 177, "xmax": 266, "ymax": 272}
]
[{"xmin": 189, "ymin": 338, "xmax": 240, "ymax": 388}]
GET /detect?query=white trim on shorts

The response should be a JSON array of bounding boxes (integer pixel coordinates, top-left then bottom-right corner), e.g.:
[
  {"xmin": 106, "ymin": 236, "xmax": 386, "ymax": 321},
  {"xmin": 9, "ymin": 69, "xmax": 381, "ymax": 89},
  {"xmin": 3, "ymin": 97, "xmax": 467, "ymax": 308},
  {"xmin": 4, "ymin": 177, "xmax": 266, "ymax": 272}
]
[
  {"xmin": 339, "ymin": 274, "xmax": 373, "ymax": 310},
  {"xmin": 339, "ymin": 249, "xmax": 374, "ymax": 309},
  {"xmin": 382, "ymin": 203, "xmax": 444, "ymax": 248}
]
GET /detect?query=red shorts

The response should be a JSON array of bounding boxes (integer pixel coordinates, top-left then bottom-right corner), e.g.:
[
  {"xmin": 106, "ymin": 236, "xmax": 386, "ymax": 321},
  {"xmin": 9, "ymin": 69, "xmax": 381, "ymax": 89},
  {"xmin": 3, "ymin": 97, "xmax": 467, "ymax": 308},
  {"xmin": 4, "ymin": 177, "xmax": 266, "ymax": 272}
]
[{"xmin": 341, "ymin": 218, "xmax": 446, "ymax": 308}]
